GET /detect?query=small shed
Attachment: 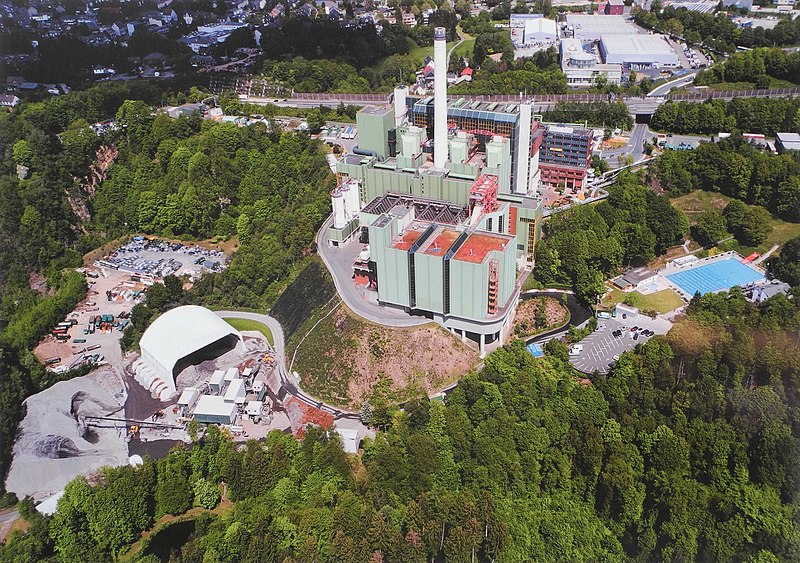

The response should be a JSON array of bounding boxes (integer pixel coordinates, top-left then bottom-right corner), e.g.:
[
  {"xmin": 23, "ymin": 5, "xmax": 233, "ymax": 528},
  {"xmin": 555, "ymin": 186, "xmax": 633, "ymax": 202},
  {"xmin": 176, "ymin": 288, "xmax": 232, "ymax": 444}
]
[
  {"xmin": 336, "ymin": 427, "xmax": 360, "ymax": 454},
  {"xmin": 209, "ymin": 369, "xmax": 225, "ymax": 394},
  {"xmin": 177, "ymin": 387, "xmax": 199, "ymax": 410},
  {"xmin": 245, "ymin": 400, "xmax": 263, "ymax": 417}
]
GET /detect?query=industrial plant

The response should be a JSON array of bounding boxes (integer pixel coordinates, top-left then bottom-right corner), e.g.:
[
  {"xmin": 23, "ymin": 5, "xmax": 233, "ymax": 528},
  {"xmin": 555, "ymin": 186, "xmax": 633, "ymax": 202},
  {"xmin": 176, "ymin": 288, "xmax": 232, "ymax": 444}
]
[{"xmin": 324, "ymin": 27, "xmax": 596, "ymax": 355}]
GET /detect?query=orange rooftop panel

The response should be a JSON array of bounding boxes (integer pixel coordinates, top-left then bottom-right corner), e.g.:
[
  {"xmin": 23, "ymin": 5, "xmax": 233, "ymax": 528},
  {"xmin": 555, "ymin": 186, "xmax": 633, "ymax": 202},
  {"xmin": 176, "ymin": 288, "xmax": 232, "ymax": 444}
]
[
  {"xmin": 391, "ymin": 224, "xmax": 427, "ymax": 251},
  {"xmin": 421, "ymin": 227, "xmax": 460, "ymax": 256},
  {"xmin": 453, "ymin": 232, "xmax": 510, "ymax": 264}
]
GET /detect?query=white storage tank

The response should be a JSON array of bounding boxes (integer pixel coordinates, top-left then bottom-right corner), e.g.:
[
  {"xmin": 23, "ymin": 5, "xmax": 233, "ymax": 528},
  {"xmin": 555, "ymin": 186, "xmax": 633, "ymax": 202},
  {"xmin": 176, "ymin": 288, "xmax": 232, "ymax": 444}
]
[
  {"xmin": 332, "ymin": 188, "xmax": 346, "ymax": 229},
  {"xmin": 342, "ymin": 178, "xmax": 361, "ymax": 222}
]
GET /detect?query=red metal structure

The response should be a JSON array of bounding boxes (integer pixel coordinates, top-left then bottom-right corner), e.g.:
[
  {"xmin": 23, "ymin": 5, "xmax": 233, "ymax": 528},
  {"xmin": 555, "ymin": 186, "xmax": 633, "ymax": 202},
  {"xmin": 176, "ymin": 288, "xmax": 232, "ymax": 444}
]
[{"xmin": 469, "ymin": 174, "xmax": 499, "ymax": 217}]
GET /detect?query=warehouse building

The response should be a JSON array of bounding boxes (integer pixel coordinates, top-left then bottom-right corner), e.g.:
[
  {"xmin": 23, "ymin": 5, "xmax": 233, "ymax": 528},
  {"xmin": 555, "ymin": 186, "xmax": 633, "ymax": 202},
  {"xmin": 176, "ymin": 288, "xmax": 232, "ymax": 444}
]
[
  {"xmin": 560, "ymin": 38, "xmax": 622, "ymax": 87},
  {"xmin": 510, "ymin": 14, "xmax": 558, "ymax": 46},
  {"xmin": 134, "ymin": 306, "xmax": 245, "ymax": 400},
  {"xmin": 599, "ymin": 34, "xmax": 680, "ymax": 68},
  {"xmin": 565, "ymin": 14, "xmax": 639, "ymax": 40}
]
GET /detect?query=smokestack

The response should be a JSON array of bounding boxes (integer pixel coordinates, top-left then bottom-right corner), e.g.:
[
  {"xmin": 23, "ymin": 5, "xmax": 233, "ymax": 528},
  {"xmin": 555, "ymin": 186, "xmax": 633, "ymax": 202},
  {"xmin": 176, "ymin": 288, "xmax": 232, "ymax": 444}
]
[
  {"xmin": 433, "ymin": 26, "xmax": 448, "ymax": 169},
  {"xmin": 394, "ymin": 85, "xmax": 408, "ymax": 127},
  {"xmin": 515, "ymin": 103, "xmax": 532, "ymax": 194}
]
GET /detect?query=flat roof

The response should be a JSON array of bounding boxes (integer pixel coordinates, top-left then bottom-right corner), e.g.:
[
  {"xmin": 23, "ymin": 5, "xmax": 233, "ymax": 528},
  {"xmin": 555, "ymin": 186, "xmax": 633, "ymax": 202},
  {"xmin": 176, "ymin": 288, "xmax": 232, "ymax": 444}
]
[
  {"xmin": 209, "ymin": 369, "xmax": 225, "ymax": 386},
  {"xmin": 391, "ymin": 222, "xmax": 429, "ymax": 251},
  {"xmin": 420, "ymin": 226, "xmax": 461, "ymax": 256},
  {"xmin": 453, "ymin": 232, "xmax": 513, "ymax": 264},
  {"xmin": 358, "ymin": 105, "xmax": 393, "ymax": 116},
  {"xmin": 224, "ymin": 378, "xmax": 246, "ymax": 402},
  {"xmin": 194, "ymin": 395, "xmax": 236, "ymax": 417},
  {"xmin": 777, "ymin": 132, "xmax": 800, "ymax": 143},
  {"xmin": 600, "ymin": 34, "xmax": 677, "ymax": 56},
  {"xmin": 565, "ymin": 14, "xmax": 638, "ymax": 36}
]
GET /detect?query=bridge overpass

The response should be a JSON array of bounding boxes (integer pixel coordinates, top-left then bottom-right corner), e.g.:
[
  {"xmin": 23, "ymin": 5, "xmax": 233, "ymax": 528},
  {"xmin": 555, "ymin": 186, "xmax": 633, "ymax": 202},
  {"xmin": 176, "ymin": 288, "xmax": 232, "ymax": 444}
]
[{"xmin": 245, "ymin": 86, "xmax": 800, "ymax": 118}]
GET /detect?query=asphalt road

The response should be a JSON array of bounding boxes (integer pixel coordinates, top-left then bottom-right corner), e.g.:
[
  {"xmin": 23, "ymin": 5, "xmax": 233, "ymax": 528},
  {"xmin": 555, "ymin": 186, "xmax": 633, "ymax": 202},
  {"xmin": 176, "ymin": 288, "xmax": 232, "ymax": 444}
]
[
  {"xmin": 316, "ymin": 215, "xmax": 430, "ymax": 328},
  {"xmin": 600, "ymin": 122, "xmax": 649, "ymax": 165},
  {"xmin": 648, "ymin": 72, "xmax": 698, "ymax": 97}
]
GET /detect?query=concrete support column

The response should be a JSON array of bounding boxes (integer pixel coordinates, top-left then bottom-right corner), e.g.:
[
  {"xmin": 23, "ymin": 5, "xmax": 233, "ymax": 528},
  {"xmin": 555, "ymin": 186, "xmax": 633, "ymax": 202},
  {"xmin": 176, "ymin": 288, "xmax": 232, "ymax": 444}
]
[
  {"xmin": 479, "ymin": 333, "xmax": 486, "ymax": 358},
  {"xmin": 461, "ymin": 329, "xmax": 467, "ymax": 343}
]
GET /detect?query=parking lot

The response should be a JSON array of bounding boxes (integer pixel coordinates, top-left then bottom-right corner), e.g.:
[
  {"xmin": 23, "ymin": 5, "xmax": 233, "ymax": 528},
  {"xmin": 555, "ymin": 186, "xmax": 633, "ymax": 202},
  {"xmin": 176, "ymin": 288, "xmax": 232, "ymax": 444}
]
[
  {"xmin": 98, "ymin": 237, "xmax": 227, "ymax": 281},
  {"xmin": 569, "ymin": 312, "xmax": 672, "ymax": 375}
]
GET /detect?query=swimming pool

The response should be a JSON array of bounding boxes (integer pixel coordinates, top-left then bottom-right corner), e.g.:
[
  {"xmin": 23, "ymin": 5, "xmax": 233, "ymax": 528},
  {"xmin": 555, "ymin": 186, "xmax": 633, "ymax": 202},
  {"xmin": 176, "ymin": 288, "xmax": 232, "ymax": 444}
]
[
  {"xmin": 526, "ymin": 343, "xmax": 544, "ymax": 358},
  {"xmin": 665, "ymin": 257, "xmax": 764, "ymax": 296}
]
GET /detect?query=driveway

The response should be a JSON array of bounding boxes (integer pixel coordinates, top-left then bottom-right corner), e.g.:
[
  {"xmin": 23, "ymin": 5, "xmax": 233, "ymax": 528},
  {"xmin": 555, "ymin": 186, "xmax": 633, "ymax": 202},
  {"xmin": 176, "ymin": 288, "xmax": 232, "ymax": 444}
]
[{"xmin": 316, "ymin": 215, "xmax": 430, "ymax": 328}]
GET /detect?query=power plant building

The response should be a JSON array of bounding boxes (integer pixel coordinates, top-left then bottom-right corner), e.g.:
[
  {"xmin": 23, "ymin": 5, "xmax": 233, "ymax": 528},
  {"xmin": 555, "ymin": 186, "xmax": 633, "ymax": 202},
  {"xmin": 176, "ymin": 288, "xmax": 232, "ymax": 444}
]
[{"xmin": 325, "ymin": 26, "xmax": 596, "ymax": 354}]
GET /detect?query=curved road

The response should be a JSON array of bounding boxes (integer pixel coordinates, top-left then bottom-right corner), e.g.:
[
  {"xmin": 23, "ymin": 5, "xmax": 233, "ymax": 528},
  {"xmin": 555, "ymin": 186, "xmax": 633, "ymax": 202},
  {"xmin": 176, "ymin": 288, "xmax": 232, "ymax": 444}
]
[
  {"xmin": 214, "ymin": 310, "xmax": 359, "ymax": 419},
  {"xmin": 648, "ymin": 72, "xmax": 698, "ymax": 97},
  {"xmin": 316, "ymin": 215, "xmax": 429, "ymax": 327}
]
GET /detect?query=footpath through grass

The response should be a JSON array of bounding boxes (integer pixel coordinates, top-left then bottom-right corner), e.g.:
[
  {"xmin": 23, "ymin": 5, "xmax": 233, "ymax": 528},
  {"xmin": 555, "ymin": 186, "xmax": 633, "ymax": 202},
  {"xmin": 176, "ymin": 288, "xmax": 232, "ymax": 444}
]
[
  {"xmin": 223, "ymin": 318, "xmax": 274, "ymax": 346},
  {"xmin": 671, "ymin": 189, "xmax": 800, "ymax": 255}
]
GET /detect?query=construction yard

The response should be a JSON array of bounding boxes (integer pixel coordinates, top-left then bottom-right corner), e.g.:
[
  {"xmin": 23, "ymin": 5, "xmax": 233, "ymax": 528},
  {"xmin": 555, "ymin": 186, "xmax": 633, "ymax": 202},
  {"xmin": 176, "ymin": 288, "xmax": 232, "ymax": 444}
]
[{"xmin": 33, "ymin": 267, "xmax": 147, "ymax": 375}]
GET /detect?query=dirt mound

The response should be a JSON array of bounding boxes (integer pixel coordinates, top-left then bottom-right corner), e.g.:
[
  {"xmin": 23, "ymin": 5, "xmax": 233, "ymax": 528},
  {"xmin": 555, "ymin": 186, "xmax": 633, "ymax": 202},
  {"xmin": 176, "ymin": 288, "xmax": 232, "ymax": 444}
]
[{"xmin": 290, "ymin": 305, "xmax": 478, "ymax": 408}]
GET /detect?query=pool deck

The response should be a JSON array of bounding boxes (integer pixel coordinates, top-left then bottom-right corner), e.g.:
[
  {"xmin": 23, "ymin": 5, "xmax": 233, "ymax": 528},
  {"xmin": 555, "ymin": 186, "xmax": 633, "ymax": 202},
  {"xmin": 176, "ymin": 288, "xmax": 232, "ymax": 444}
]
[{"xmin": 658, "ymin": 251, "xmax": 765, "ymax": 301}]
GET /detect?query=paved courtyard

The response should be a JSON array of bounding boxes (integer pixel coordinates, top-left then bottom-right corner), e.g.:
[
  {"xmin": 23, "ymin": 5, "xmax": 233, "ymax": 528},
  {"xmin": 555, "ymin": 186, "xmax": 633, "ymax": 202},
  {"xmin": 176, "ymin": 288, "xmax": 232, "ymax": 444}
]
[{"xmin": 569, "ymin": 312, "xmax": 672, "ymax": 375}]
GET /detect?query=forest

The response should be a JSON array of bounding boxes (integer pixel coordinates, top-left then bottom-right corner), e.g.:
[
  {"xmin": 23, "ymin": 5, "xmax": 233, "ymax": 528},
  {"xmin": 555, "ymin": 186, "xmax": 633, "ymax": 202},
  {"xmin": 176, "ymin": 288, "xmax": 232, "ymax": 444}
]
[
  {"xmin": 534, "ymin": 174, "xmax": 688, "ymax": 302},
  {"xmin": 650, "ymin": 97, "xmax": 800, "ymax": 136},
  {"xmin": 652, "ymin": 135, "xmax": 800, "ymax": 223},
  {"xmin": 0, "ymin": 81, "xmax": 335, "ymax": 486},
  {"xmin": 542, "ymin": 101, "xmax": 633, "ymax": 130},
  {"xmin": 693, "ymin": 48, "xmax": 800, "ymax": 89},
  {"xmin": 634, "ymin": 3, "xmax": 800, "ymax": 53},
  {"xmin": 2, "ymin": 287, "xmax": 800, "ymax": 562}
]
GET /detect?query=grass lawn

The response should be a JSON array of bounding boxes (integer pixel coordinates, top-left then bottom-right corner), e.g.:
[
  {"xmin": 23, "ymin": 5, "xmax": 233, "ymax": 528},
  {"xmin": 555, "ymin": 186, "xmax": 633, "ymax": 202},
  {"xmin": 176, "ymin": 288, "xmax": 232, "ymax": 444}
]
[
  {"xmin": 451, "ymin": 38, "xmax": 475, "ymax": 61},
  {"xmin": 706, "ymin": 81, "xmax": 761, "ymax": 91},
  {"xmin": 602, "ymin": 287, "xmax": 685, "ymax": 313},
  {"xmin": 671, "ymin": 190, "xmax": 800, "ymax": 255},
  {"xmin": 223, "ymin": 318, "xmax": 274, "ymax": 346},
  {"xmin": 705, "ymin": 78, "xmax": 799, "ymax": 91}
]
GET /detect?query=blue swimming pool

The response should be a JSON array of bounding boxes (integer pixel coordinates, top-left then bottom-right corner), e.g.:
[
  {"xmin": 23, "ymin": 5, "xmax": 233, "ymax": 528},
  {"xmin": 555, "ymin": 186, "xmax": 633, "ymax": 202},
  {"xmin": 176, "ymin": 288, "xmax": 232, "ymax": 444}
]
[
  {"xmin": 526, "ymin": 343, "xmax": 544, "ymax": 357},
  {"xmin": 665, "ymin": 257, "xmax": 764, "ymax": 296}
]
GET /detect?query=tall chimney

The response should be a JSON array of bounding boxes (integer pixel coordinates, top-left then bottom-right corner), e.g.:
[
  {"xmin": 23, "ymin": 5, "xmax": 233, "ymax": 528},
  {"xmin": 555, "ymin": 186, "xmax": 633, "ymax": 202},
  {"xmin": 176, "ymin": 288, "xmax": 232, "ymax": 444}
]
[
  {"xmin": 515, "ymin": 103, "xmax": 532, "ymax": 194},
  {"xmin": 433, "ymin": 26, "xmax": 448, "ymax": 169},
  {"xmin": 394, "ymin": 84, "xmax": 408, "ymax": 127}
]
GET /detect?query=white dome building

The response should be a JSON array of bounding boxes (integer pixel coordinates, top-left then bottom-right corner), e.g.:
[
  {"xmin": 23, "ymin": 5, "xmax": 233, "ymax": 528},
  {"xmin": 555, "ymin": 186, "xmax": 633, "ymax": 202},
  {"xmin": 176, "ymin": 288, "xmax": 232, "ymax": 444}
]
[{"xmin": 134, "ymin": 306, "xmax": 244, "ymax": 400}]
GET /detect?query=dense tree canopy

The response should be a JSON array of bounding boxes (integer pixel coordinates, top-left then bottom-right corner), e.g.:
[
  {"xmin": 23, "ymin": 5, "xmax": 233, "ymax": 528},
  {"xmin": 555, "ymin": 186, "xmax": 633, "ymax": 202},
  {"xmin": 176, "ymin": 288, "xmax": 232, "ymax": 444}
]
[
  {"xmin": 651, "ymin": 98, "xmax": 800, "ymax": 136},
  {"xmin": 3, "ymin": 289, "xmax": 800, "ymax": 561},
  {"xmin": 534, "ymin": 174, "xmax": 688, "ymax": 300},
  {"xmin": 652, "ymin": 135, "xmax": 800, "ymax": 223}
]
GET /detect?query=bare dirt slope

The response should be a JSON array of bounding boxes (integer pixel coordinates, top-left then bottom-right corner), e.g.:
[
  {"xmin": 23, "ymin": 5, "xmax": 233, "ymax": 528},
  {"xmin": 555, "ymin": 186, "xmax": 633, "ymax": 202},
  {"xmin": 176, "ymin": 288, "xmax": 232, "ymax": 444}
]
[{"xmin": 289, "ymin": 305, "xmax": 478, "ymax": 408}]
